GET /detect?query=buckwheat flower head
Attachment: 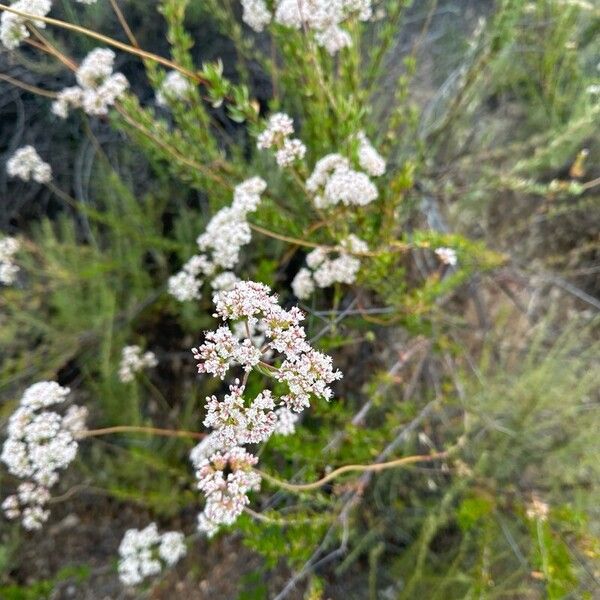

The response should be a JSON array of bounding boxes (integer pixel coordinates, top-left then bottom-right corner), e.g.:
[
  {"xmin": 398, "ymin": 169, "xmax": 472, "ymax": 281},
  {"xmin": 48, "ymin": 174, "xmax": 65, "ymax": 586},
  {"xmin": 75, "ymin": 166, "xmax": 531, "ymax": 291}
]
[
  {"xmin": 54, "ymin": 47, "xmax": 128, "ymax": 118},
  {"xmin": 1, "ymin": 381, "xmax": 86, "ymax": 528},
  {"xmin": 195, "ymin": 446, "xmax": 260, "ymax": 534},
  {"xmin": 356, "ymin": 131, "xmax": 386, "ymax": 176},
  {"xmin": 169, "ymin": 178, "xmax": 266, "ymax": 302},
  {"xmin": 292, "ymin": 267, "xmax": 315, "ymax": 300},
  {"xmin": 211, "ymin": 271, "xmax": 240, "ymax": 292},
  {"xmin": 2, "ymin": 482, "xmax": 50, "ymax": 530},
  {"xmin": 118, "ymin": 345, "xmax": 158, "ymax": 383},
  {"xmin": 118, "ymin": 524, "xmax": 186, "ymax": 586},
  {"xmin": 274, "ymin": 407, "xmax": 299, "ymax": 436},
  {"xmin": 156, "ymin": 70, "xmax": 193, "ymax": 106},
  {"xmin": 321, "ymin": 166, "xmax": 378, "ymax": 208},
  {"xmin": 6, "ymin": 146, "xmax": 52, "ymax": 183},
  {"xmin": 241, "ymin": 0, "xmax": 272, "ymax": 32},
  {"xmin": 274, "ymin": 0, "xmax": 374, "ymax": 54},
  {"xmin": 168, "ymin": 270, "xmax": 202, "ymax": 302},
  {"xmin": 0, "ymin": 0, "xmax": 51, "ymax": 49},
  {"xmin": 434, "ymin": 247, "xmax": 457, "ymax": 266},
  {"xmin": 313, "ymin": 253, "xmax": 361, "ymax": 288},
  {"xmin": 76, "ymin": 48, "xmax": 115, "ymax": 88},
  {"xmin": 158, "ymin": 531, "xmax": 186, "ymax": 566},
  {"xmin": 306, "ymin": 154, "xmax": 349, "ymax": 192},
  {"xmin": 276, "ymin": 138, "xmax": 307, "ymax": 167},
  {"xmin": 257, "ymin": 113, "xmax": 295, "ymax": 150},
  {"xmin": 52, "ymin": 87, "xmax": 84, "ymax": 119},
  {"xmin": 0, "ymin": 235, "xmax": 20, "ymax": 285},
  {"xmin": 196, "ymin": 209, "xmax": 251, "ymax": 269},
  {"xmin": 315, "ymin": 24, "xmax": 352, "ymax": 54},
  {"xmin": 192, "ymin": 280, "xmax": 341, "ymax": 531}
]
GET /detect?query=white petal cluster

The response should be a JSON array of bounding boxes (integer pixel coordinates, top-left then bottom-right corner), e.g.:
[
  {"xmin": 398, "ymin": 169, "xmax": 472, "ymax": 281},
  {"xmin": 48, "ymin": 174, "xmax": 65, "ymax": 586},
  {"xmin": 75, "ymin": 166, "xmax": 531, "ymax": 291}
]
[
  {"xmin": 291, "ymin": 235, "xmax": 368, "ymax": 299},
  {"xmin": 257, "ymin": 113, "xmax": 306, "ymax": 168},
  {"xmin": 193, "ymin": 446, "xmax": 261, "ymax": 536},
  {"xmin": 168, "ymin": 178, "xmax": 266, "ymax": 302},
  {"xmin": 434, "ymin": 247, "xmax": 457, "ymax": 266},
  {"xmin": 118, "ymin": 345, "xmax": 158, "ymax": 383},
  {"xmin": 52, "ymin": 48, "xmax": 129, "ymax": 118},
  {"xmin": 356, "ymin": 131, "xmax": 386, "ymax": 176},
  {"xmin": 156, "ymin": 70, "xmax": 193, "ymax": 106},
  {"xmin": 2, "ymin": 482, "xmax": 50, "ymax": 530},
  {"xmin": 191, "ymin": 281, "xmax": 342, "ymax": 535},
  {"xmin": 0, "ymin": 235, "xmax": 20, "ymax": 285},
  {"xmin": 6, "ymin": 145, "xmax": 52, "ymax": 183},
  {"xmin": 273, "ymin": 407, "xmax": 299, "ymax": 436},
  {"xmin": 0, "ymin": 0, "xmax": 51, "ymax": 49},
  {"xmin": 118, "ymin": 523, "xmax": 186, "ymax": 586},
  {"xmin": 1, "ymin": 381, "xmax": 87, "ymax": 529},
  {"xmin": 306, "ymin": 153, "xmax": 377, "ymax": 208},
  {"xmin": 241, "ymin": 0, "xmax": 271, "ymax": 32},
  {"xmin": 273, "ymin": 0, "xmax": 373, "ymax": 54}
]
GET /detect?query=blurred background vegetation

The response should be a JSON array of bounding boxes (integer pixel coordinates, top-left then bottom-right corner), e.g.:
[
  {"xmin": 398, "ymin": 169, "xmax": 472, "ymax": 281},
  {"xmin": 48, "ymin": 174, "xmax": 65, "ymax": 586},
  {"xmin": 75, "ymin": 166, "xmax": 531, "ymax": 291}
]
[{"xmin": 0, "ymin": 0, "xmax": 599, "ymax": 598}]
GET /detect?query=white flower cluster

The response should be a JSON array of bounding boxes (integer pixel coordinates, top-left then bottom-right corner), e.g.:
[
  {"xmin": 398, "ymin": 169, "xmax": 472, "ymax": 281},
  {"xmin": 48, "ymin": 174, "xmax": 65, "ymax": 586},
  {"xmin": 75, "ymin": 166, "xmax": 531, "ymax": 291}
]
[
  {"xmin": 0, "ymin": 235, "xmax": 20, "ymax": 285},
  {"xmin": 118, "ymin": 345, "xmax": 158, "ymax": 383},
  {"xmin": 257, "ymin": 112, "xmax": 306, "ymax": 167},
  {"xmin": 241, "ymin": 0, "xmax": 271, "ymax": 32},
  {"xmin": 1, "ymin": 381, "xmax": 87, "ymax": 529},
  {"xmin": 434, "ymin": 247, "xmax": 457, "ymax": 267},
  {"xmin": 191, "ymin": 281, "xmax": 341, "ymax": 535},
  {"xmin": 6, "ymin": 145, "xmax": 52, "ymax": 183},
  {"xmin": 156, "ymin": 70, "xmax": 193, "ymax": 106},
  {"xmin": 168, "ymin": 178, "xmax": 267, "ymax": 302},
  {"xmin": 118, "ymin": 523, "xmax": 186, "ymax": 586},
  {"xmin": 292, "ymin": 235, "xmax": 368, "ymax": 299},
  {"xmin": 52, "ymin": 48, "xmax": 129, "ymax": 118},
  {"xmin": 356, "ymin": 131, "xmax": 386, "ymax": 176},
  {"xmin": 306, "ymin": 153, "xmax": 378, "ymax": 208},
  {"xmin": 241, "ymin": 0, "xmax": 374, "ymax": 55},
  {"xmin": 0, "ymin": 0, "xmax": 51, "ymax": 49}
]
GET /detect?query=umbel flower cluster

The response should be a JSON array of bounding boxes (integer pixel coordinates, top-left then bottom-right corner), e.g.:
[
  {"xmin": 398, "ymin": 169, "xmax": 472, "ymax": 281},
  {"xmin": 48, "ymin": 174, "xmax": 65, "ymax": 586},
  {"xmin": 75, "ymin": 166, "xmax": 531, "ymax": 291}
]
[
  {"xmin": 0, "ymin": 235, "xmax": 20, "ymax": 285},
  {"xmin": 0, "ymin": 0, "xmax": 97, "ymax": 49},
  {"xmin": 6, "ymin": 145, "xmax": 52, "ymax": 183},
  {"xmin": 241, "ymin": 0, "xmax": 374, "ymax": 54},
  {"xmin": 118, "ymin": 345, "xmax": 158, "ymax": 383},
  {"xmin": 306, "ymin": 151, "xmax": 382, "ymax": 209},
  {"xmin": 292, "ymin": 234, "xmax": 369, "ymax": 299},
  {"xmin": 168, "ymin": 177, "xmax": 267, "ymax": 302},
  {"xmin": 257, "ymin": 112, "xmax": 306, "ymax": 167},
  {"xmin": 118, "ymin": 523, "xmax": 186, "ymax": 586},
  {"xmin": 1, "ymin": 382, "xmax": 87, "ymax": 530},
  {"xmin": 52, "ymin": 47, "xmax": 129, "ymax": 118},
  {"xmin": 190, "ymin": 281, "xmax": 341, "ymax": 536}
]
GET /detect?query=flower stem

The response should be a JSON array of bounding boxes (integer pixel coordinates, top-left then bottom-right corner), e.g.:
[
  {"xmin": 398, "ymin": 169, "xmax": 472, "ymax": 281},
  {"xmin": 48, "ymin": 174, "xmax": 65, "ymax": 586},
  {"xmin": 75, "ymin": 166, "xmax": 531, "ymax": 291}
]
[{"xmin": 80, "ymin": 425, "xmax": 205, "ymax": 440}]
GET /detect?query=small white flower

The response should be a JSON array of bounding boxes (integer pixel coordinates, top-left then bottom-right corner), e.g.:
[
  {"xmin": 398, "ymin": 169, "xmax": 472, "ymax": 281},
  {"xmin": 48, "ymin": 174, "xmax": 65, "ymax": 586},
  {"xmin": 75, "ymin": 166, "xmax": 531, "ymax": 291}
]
[
  {"xmin": 6, "ymin": 146, "xmax": 52, "ymax": 183},
  {"xmin": 356, "ymin": 131, "xmax": 386, "ymax": 176},
  {"xmin": 241, "ymin": 0, "xmax": 272, "ymax": 32},
  {"xmin": 434, "ymin": 247, "xmax": 457, "ymax": 266},
  {"xmin": 156, "ymin": 71, "xmax": 193, "ymax": 106},
  {"xmin": 0, "ymin": 235, "xmax": 20, "ymax": 285},
  {"xmin": 1, "ymin": 381, "xmax": 86, "ymax": 529},
  {"xmin": 118, "ymin": 524, "xmax": 186, "ymax": 586},
  {"xmin": 291, "ymin": 267, "xmax": 315, "ymax": 300},
  {"xmin": 53, "ymin": 47, "xmax": 128, "ymax": 119},
  {"xmin": 1, "ymin": 0, "xmax": 51, "ymax": 49},
  {"xmin": 118, "ymin": 345, "xmax": 158, "ymax": 383}
]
